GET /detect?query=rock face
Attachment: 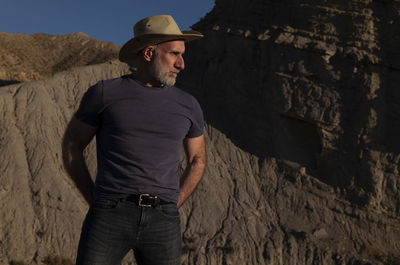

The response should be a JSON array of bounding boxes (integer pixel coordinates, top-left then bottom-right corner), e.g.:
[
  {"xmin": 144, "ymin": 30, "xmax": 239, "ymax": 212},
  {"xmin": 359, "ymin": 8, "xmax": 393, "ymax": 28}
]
[
  {"xmin": 0, "ymin": 32, "xmax": 119, "ymax": 86},
  {"xmin": 0, "ymin": 0, "xmax": 399, "ymax": 264},
  {"xmin": 177, "ymin": 0, "xmax": 400, "ymax": 264}
]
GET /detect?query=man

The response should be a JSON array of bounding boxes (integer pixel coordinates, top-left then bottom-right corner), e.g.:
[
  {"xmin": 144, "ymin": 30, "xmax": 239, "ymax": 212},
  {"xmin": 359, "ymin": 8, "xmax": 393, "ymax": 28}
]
[{"xmin": 62, "ymin": 15, "xmax": 206, "ymax": 265}]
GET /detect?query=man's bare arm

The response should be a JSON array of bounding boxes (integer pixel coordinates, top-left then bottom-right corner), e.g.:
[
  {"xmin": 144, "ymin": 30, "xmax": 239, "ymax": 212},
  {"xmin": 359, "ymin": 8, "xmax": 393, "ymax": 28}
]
[
  {"xmin": 177, "ymin": 135, "xmax": 206, "ymax": 208},
  {"xmin": 62, "ymin": 117, "xmax": 97, "ymax": 204}
]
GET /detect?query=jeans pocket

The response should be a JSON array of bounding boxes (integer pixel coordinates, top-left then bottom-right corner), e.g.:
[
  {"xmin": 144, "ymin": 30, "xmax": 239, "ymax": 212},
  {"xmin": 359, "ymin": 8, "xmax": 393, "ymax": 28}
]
[
  {"xmin": 91, "ymin": 197, "xmax": 120, "ymax": 211},
  {"xmin": 159, "ymin": 204, "xmax": 180, "ymax": 219}
]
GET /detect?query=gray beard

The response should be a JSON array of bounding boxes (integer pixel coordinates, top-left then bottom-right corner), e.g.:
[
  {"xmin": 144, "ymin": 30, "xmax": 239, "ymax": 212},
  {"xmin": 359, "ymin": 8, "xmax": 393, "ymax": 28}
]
[{"xmin": 149, "ymin": 52, "xmax": 177, "ymax": 87}]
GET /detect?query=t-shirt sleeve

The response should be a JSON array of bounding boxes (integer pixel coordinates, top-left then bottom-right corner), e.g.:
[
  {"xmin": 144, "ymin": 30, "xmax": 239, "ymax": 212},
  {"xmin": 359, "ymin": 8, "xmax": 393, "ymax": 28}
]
[
  {"xmin": 186, "ymin": 96, "xmax": 204, "ymax": 138},
  {"xmin": 74, "ymin": 81, "xmax": 103, "ymax": 127}
]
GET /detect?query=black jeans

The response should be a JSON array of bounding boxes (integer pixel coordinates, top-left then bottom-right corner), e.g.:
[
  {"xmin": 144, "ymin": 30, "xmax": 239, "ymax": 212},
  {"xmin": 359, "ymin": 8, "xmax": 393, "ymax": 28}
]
[{"xmin": 76, "ymin": 197, "xmax": 181, "ymax": 265}]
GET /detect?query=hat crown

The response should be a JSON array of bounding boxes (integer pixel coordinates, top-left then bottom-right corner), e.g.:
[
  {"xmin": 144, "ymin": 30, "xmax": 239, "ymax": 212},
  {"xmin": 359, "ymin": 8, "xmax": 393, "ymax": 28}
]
[
  {"xmin": 134, "ymin": 15, "xmax": 183, "ymax": 37},
  {"xmin": 119, "ymin": 15, "xmax": 203, "ymax": 63}
]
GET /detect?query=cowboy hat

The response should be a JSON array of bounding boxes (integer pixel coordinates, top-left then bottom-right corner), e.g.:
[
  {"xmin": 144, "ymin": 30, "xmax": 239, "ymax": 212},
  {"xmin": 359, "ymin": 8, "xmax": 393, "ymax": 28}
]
[{"xmin": 119, "ymin": 15, "xmax": 203, "ymax": 62}]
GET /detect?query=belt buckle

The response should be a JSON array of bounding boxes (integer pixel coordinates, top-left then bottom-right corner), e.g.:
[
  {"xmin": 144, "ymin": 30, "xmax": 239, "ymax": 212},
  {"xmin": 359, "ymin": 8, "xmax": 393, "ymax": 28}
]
[{"xmin": 139, "ymin": 194, "xmax": 155, "ymax": 207}]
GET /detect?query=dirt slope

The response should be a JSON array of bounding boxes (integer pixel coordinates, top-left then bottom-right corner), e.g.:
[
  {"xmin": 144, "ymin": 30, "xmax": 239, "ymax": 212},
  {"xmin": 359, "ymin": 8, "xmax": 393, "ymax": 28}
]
[{"xmin": 0, "ymin": 32, "xmax": 119, "ymax": 86}]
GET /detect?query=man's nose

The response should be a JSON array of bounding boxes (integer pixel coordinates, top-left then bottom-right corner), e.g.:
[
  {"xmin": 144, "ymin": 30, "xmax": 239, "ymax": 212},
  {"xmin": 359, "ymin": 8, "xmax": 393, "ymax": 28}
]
[{"xmin": 175, "ymin": 55, "xmax": 185, "ymax": 70}]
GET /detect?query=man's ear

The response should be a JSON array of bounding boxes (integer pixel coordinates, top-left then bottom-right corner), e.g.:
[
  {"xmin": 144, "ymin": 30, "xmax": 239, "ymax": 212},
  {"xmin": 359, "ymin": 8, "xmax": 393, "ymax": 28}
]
[{"xmin": 142, "ymin": 46, "xmax": 156, "ymax": 62}]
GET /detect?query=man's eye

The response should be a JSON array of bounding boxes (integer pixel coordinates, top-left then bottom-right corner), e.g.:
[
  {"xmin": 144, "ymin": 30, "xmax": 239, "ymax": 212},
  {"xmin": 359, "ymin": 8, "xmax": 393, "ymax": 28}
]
[{"xmin": 171, "ymin": 51, "xmax": 183, "ymax": 56}]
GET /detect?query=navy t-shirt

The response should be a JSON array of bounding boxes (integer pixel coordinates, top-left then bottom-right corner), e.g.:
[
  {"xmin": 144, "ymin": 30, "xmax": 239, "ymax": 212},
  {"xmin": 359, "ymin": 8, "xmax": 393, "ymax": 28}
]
[{"xmin": 74, "ymin": 75, "xmax": 204, "ymax": 203}]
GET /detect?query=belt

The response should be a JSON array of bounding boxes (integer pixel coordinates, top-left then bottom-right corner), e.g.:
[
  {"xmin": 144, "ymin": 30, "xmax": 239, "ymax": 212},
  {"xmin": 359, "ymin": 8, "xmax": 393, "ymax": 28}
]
[{"xmin": 122, "ymin": 194, "xmax": 170, "ymax": 207}]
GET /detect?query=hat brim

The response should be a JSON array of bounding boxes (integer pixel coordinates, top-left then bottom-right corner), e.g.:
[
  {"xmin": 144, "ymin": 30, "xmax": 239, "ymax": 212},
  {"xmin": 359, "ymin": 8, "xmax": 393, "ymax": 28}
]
[{"xmin": 119, "ymin": 30, "xmax": 203, "ymax": 63}]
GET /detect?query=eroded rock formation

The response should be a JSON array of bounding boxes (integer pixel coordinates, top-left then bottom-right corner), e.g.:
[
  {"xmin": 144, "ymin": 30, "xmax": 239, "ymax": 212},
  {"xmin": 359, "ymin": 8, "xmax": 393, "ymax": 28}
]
[
  {"xmin": 0, "ymin": 61, "xmax": 130, "ymax": 264},
  {"xmin": 177, "ymin": 0, "xmax": 400, "ymax": 264}
]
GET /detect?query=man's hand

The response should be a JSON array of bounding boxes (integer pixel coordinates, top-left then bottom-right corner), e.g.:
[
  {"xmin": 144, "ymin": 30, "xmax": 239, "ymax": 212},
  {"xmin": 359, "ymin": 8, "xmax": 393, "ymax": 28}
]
[
  {"xmin": 62, "ymin": 117, "xmax": 97, "ymax": 204},
  {"xmin": 177, "ymin": 135, "xmax": 206, "ymax": 208}
]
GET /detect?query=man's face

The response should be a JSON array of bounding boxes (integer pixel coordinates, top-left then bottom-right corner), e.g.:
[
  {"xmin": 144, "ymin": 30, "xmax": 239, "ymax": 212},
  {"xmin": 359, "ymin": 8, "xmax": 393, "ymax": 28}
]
[{"xmin": 149, "ymin": 40, "xmax": 185, "ymax": 87}]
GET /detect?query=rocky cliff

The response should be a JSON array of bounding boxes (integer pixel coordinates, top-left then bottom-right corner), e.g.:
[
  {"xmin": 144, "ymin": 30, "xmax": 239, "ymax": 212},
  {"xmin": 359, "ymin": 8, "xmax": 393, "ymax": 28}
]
[
  {"xmin": 0, "ymin": 0, "xmax": 399, "ymax": 264},
  {"xmin": 178, "ymin": 0, "xmax": 400, "ymax": 264}
]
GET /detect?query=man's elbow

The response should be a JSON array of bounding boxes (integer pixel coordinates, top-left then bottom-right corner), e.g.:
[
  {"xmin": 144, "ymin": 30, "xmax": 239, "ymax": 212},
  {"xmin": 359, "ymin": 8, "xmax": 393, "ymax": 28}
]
[
  {"xmin": 61, "ymin": 137, "xmax": 82, "ymax": 172},
  {"xmin": 192, "ymin": 154, "xmax": 206, "ymax": 172},
  {"xmin": 199, "ymin": 157, "xmax": 207, "ymax": 169},
  {"xmin": 61, "ymin": 139, "xmax": 74, "ymax": 171}
]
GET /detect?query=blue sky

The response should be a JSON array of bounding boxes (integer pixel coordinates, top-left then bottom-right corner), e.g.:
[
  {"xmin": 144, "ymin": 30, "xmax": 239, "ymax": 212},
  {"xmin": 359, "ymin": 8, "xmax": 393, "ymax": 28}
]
[{"xmin": 1, "ymin": 0, "xmax": 215, "ymax": 46}]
